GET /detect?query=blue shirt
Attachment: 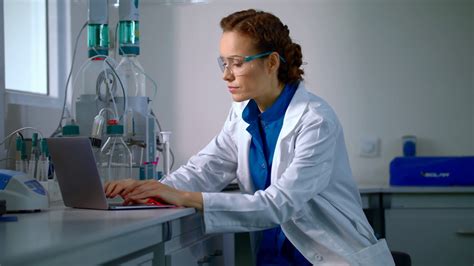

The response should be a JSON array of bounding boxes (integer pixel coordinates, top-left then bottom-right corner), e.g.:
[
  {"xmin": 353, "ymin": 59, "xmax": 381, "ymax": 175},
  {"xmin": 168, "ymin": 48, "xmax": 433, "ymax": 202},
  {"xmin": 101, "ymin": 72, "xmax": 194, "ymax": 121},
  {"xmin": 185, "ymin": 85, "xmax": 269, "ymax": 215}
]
[{"xmin": 243, "ymin": 81, "xmax": 311, "ymax": 266}]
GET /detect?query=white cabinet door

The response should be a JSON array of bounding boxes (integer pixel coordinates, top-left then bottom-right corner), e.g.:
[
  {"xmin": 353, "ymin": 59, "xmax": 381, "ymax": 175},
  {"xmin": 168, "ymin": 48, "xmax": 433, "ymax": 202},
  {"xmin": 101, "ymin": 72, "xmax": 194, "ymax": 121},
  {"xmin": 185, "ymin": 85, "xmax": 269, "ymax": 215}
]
[
  {"xmin": 166, "ymin": 235, "xmax": 224, "ymax": 266},
  {"xmin": 385, "ymin": 208, "xmax": 474, "ymax": 266}
]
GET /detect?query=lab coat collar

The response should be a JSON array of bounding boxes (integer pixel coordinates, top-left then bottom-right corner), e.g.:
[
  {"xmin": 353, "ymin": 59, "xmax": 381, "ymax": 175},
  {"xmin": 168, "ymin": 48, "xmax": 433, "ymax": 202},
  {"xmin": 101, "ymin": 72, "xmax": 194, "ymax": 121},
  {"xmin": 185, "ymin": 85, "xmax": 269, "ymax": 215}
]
[
  {"xmin": 269, "ymin": 82, "xmax": 309, "ymax": 183},
  {"xmin": 277, "ymin": 81, "xmax": 310, "ymax": 141},
  {"xmin": 231, "ymin": 82, "xmax": 308, "ymax": 194}
]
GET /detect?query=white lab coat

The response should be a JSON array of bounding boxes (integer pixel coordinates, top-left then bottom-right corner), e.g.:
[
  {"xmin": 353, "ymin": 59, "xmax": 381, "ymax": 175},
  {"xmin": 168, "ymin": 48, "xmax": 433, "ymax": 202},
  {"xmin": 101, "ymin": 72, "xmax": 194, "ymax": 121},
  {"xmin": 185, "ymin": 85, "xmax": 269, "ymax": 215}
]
[{"xmin": 162, "ymin": 82, "xmax": 395, "ymax": 265}]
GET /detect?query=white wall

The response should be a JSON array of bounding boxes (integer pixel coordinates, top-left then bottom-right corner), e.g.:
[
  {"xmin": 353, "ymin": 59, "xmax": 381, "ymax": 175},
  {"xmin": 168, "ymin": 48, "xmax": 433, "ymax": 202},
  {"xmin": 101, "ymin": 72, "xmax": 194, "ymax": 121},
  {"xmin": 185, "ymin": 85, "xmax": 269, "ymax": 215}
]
[
  {"xmin": 138, "ymin": 0, "xmax": 474, "ymax": 185},
  {"xmin": 6, "ymin": 0, "xmax": 473, "ymax": 184}
]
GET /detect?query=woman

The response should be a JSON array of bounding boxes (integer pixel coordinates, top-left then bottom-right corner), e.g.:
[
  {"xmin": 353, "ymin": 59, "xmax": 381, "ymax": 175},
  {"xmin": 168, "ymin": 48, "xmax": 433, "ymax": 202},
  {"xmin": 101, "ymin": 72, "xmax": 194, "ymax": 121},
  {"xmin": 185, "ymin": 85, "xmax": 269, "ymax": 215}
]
[{"xmin": 105, "ymin": 9, "xmax": 394, "ymax": 265}]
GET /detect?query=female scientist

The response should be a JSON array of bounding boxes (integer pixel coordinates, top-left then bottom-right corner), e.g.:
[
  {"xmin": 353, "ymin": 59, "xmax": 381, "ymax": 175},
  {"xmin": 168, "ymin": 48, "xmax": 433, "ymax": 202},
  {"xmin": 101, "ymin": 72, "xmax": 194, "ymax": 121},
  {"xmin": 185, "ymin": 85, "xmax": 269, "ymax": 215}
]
[{"xmin": 105, "ymin": 9, "xmax": 394, "ymax": 265}]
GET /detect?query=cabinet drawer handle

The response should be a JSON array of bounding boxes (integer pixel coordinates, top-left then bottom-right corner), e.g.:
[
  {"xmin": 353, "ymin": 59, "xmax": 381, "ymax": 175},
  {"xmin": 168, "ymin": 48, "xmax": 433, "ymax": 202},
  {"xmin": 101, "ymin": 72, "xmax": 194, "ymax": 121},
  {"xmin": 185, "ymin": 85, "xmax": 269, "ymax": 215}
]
[
  {"xmin": 197, "ymin": 250, "xmax": 223, "ymax": 265},
  {"xmin": 197, "ymin": 255, "xmax": 211, "ymax": 265},
  {"xmin": 210, "ymin": 249, "xmax": 223, "ymax": 257},
  {"xmin": 456, "ymin": 230, "xmax": 474, "ymax": 236}
]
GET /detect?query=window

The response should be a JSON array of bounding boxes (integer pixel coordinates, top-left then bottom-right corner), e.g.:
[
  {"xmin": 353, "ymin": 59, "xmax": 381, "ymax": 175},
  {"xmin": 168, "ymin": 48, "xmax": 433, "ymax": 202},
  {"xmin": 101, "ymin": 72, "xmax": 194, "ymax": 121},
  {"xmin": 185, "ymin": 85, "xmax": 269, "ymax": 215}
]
[
  {"xmin": 2, "ymin": 0, "xmax": 69, "ymax": 108},
  {"xmin": 4, "ymin": 0, "xmax": 48, "ymax": 94}
]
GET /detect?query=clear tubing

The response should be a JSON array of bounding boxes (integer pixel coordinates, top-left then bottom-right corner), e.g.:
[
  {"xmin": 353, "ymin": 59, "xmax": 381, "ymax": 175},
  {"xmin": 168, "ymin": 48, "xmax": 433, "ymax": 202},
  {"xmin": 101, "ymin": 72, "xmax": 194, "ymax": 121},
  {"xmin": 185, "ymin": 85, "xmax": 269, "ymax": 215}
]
[
  {"xmin": 71, "ymin": 55, "xmax": 103, "ymax": 120},
  {"xmin": 98, "ymin": 107, "xmax": 116, "ymax": 118},
  {"xmin": 51, "ymin": 22, "xmax": 87, "ymax": 138},
  {"xmin": 100, "ymin": 57, "xmax": 120, "ymax": 120},
  {"xmin": 1, "ymin": 128, "xmax": 43, "ymax": 174},
  {"xmin": 71, "ymin": 54, "xmax": 127, "ymax": 123},
  {"xmin": 92, "ymin": 108, "xmax": 116, "ymax": 139},
  {"xmin": 0, "ymin": 127, "xmax": 44, "ymax": 146},
  {"xmin": 104, "ymin": 56, "xmax": 129, "ymax": 123},
  {"xmin": 91, "ymin": 114, "xmax": 106, "ymax": 139}
]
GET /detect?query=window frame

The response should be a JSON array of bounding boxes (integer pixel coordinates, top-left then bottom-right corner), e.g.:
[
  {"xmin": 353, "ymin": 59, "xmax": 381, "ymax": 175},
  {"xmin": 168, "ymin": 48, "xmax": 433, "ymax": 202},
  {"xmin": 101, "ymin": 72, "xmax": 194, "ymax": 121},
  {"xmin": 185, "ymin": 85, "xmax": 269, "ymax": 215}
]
[
  {"xmin": 0, "ymin": 0, "xmax": 5, "ymax": 162},
  {"xmin": 4, "ymin": 0, "xmax": 70, "ymax": 109}
]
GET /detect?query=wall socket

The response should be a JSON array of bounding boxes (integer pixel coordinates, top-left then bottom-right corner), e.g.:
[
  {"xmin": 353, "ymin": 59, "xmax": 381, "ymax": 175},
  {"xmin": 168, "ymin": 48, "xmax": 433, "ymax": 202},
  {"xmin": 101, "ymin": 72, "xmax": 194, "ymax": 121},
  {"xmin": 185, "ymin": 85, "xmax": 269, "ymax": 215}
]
[{"xmin": 359, "ymin": 137, "xmax": 380, "ymax": 157}]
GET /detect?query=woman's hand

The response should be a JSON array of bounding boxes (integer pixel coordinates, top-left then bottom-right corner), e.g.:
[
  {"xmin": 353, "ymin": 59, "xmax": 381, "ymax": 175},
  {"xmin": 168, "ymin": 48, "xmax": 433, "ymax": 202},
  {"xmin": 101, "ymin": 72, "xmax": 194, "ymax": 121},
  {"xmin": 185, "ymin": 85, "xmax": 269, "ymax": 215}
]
[
  {"xmin": 104, "ymin": 178, "xmax": 141, "ymax": 199},
  {"xmin": 123, "ymin": 180, "xmax": 204, "ymax": 210}
]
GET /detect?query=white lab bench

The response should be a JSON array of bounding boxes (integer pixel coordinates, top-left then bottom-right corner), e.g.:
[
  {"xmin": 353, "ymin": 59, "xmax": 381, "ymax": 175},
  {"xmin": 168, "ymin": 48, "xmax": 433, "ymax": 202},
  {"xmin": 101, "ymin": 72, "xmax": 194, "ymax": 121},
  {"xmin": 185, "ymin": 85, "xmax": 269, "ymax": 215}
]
[
  {"xmin": 359, "ymin": 185, "xmax": 474, "ymax": 266},
  {"xmin": 2, "ymin": 187, "xmax": 473, "ymax": 266},
  {"xmin": 0, "ymin": 203, "xmax": 232, "ymax": 266}
]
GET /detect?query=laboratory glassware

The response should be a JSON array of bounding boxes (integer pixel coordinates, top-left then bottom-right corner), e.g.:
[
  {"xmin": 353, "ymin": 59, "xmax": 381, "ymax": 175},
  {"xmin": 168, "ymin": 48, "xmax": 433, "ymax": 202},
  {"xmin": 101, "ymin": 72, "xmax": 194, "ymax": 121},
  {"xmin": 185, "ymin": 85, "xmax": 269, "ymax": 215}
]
[
  {"xmin": 161, "ymin": 131, "xmax": 172, "ymax": 177},
  {"xmin": 115, "ymin": 49, "xmax": 146, "ymax": 168},
  {"xmin": 28, "ymin": 133, "xmax": 40, "ymax": 179},
  {"xmin": 15, "ymin": 136, "xmax": 22, "ymax": 172},
  {"xmin": 37, "ymin": 139, "xmax": 50, "ymax": 182},
  {"xmin": 99, "ymin": 120, "xmax": 133, "ymax": 183}
]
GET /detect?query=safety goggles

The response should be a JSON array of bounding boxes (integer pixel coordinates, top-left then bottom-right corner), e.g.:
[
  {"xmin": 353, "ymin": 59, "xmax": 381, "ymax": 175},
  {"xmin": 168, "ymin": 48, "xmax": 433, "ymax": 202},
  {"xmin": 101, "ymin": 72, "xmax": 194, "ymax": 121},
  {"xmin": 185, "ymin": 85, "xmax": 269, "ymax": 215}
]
[{"xmin": 217, "ymin": 51, "xmax": 285, "ymax": 76}]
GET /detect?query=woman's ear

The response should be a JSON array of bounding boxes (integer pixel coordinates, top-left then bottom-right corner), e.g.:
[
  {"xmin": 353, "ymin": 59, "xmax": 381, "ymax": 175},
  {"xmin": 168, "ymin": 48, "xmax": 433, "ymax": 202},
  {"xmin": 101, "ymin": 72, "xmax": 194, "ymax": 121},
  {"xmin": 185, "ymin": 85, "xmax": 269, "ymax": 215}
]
[{"xmin": 266, "ymin": 52, "xmax": 280, "ymax": 74}]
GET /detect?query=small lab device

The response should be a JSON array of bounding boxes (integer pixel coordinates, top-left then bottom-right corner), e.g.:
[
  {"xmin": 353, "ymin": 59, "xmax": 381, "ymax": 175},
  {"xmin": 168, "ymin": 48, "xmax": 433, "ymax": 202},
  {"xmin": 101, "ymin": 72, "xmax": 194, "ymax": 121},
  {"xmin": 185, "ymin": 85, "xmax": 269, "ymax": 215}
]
[
  {"xmin": 390, "ymin": 156, "xmax": 474, "ymax": 186},
  {"xmin": 0, "ymin": 169, "xmax": 49, "ymax": 212}
]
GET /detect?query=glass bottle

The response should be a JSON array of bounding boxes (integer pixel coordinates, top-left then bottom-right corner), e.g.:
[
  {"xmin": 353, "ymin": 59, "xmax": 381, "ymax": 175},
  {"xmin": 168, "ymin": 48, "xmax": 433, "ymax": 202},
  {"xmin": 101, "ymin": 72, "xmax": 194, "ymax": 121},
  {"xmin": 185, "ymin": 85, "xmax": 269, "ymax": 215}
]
[
  {"xmin": 115, "ymin": 55, "xmax": 146, "ymax": 97},
  {"xmin": 99, "ymin": 120, "xmax": 133, "ymax": 183},
  {"xmin": 15, "ymin": 136, "xmax": 26, "ymax": 172},
  {"xmin": 85, "ymin": 3, "xmax": 110, "ymax": 98},
  {"xmin": 20, "ymin": 141, "xmax": 28, "ymax": 173},
  {"xmin": 73, "ymin": 9, "xmax": 111, "ymax": 137},
  {"xmin": 115, "ymin": 54, "xmax": 146, "ymax": 168},
  {"xmin": 37, "ymin": 139, "xmax": 50, "ymax": 182},
  {"xmin": 161, "ymin": 131, "xmax": 172, "ymax": 178}
]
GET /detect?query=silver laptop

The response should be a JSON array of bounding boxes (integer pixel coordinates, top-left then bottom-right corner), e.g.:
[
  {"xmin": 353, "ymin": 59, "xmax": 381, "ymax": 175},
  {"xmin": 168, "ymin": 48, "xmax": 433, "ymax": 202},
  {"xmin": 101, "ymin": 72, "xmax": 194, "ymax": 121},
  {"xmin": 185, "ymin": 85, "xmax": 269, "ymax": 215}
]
[{"xmin": 47, "ymin": 137, "xmax": 174, "ymax": 210}]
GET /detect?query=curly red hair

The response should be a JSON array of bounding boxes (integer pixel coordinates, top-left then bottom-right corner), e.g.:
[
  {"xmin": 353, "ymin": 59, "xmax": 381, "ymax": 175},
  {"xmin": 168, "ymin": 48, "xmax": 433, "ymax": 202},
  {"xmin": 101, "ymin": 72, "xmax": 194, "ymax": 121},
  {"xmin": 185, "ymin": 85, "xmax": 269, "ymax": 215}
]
[{"xmin": 220, "ymin": 9, "xmax": 304, "ymax": 84}]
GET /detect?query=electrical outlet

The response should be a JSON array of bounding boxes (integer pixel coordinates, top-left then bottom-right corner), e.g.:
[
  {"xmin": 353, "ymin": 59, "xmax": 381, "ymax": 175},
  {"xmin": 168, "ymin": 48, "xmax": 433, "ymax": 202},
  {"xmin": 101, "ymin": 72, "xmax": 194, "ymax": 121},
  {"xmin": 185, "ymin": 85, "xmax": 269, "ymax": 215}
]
[{"xmin": 359, "ymin": 137, "xmax": 380, "ymax": 158}]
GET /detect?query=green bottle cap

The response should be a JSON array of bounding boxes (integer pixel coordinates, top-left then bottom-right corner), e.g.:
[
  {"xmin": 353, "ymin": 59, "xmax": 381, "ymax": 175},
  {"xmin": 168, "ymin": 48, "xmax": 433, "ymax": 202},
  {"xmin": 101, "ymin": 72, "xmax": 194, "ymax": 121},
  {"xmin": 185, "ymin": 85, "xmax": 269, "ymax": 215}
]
[
  {"xmin": 106, "ymin": 124, "xmax": 124, "ymax": 135},
  {"xmin": 21, "ymin": 142, "xmax": 27, "ymax": 160},
  {"xmin": 32, "ymin": 133, "xmax": 38, "ymax": 147},
  {"xmin": 16, "ymin": 137, "xmax": 22, "ymax": 151},
  {"xmin": 62, "ymin": 124, "xmax": 80, "ymax": 136},
  {"xmin": 40, "ymin": 139, "xmax": 49, "ymax": 157}
]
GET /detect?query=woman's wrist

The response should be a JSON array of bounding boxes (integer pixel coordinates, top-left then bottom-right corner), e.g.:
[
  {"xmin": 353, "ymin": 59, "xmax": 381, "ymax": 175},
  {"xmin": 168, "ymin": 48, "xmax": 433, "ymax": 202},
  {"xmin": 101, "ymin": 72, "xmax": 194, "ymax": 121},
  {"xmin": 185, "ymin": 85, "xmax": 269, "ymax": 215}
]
[{"xmin": 181, "ymin": 191, "xmax": 203, "ymax": 210}]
